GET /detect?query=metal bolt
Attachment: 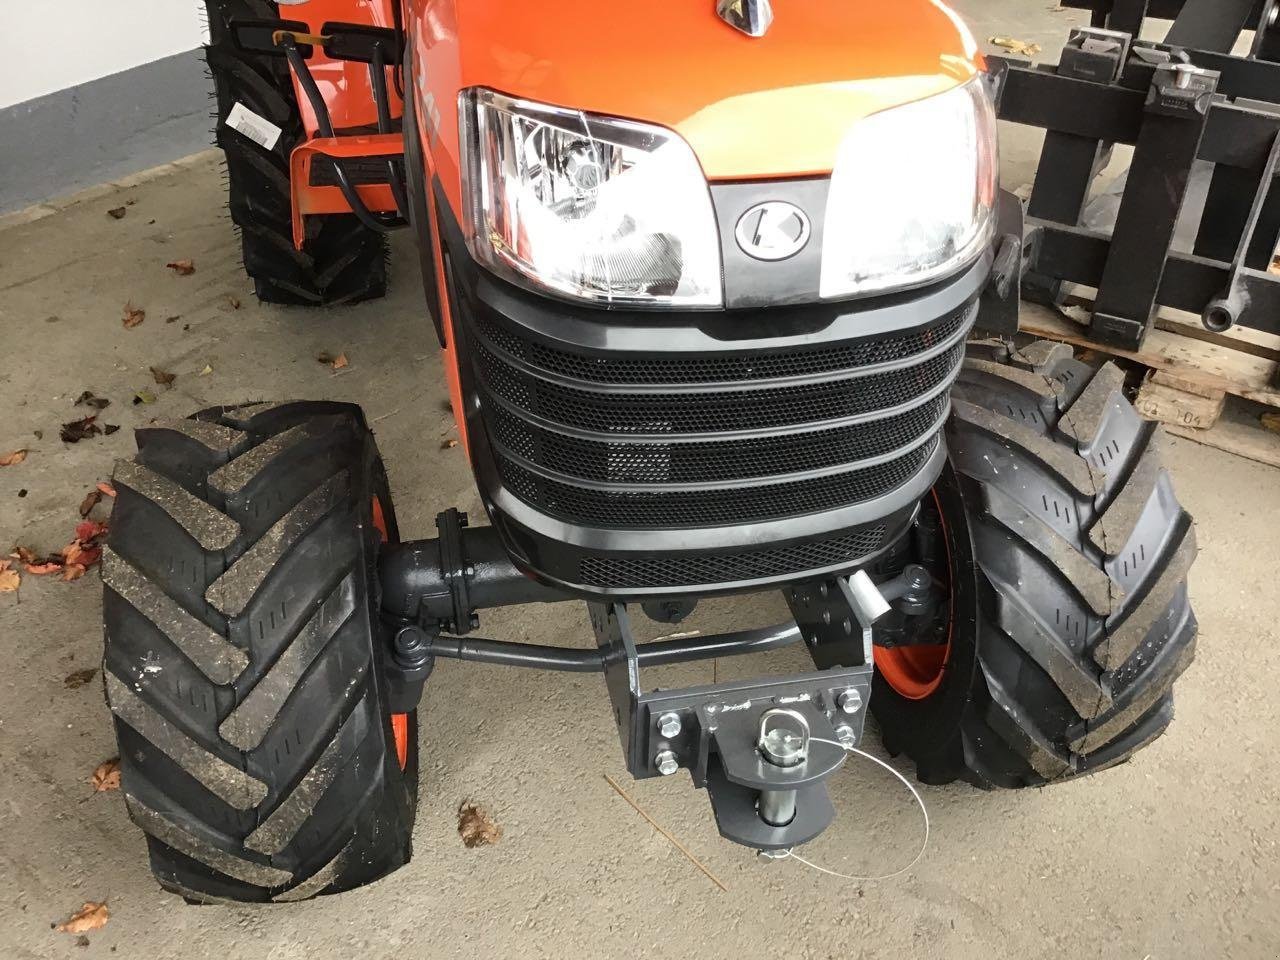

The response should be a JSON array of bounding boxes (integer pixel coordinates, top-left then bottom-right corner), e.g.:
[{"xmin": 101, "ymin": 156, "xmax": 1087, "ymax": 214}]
[
  {"xmin": 837, "ymin": 688, "xmax": 863, "ymax": 715},
  {"xmin": 655, "ymin": 750, "xmax": 679, "ymax": 776},
  {"xmin": 1172, "ymin": 63, "xmax": 1205, "ymax": 89},
  {"xmin": 834, "ymin": 723, "xmax": 855, "ymax": 746},
  {"xmin": 657, "ymin": 712, "xmax": 682, "ymax": 739}
]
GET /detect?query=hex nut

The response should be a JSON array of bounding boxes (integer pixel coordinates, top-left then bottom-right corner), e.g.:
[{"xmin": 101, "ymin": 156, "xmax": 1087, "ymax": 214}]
[
  {"xmin": 834, "ymin": 723, "xmax": 855, "ymax": 745},
  {"xmin": 655, "ymin": 750, "xmax": 679, "ymax": 776},
  {"xmin": 657, "ymin": 711, "xmax": 682, "ymax": 739},
  {"xmin": 837, "ymin": 688, "xmax": 863, "ymax": 715}
]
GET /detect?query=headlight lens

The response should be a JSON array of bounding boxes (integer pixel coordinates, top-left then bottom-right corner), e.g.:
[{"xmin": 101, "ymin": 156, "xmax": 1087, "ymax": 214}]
[
  {"xmin": 462, "ymin": 89, "xmax": 723, "ymax": 307},
  {"xmin": 820, "ymin": 76, "xmax": 998, "ymax": 299}
]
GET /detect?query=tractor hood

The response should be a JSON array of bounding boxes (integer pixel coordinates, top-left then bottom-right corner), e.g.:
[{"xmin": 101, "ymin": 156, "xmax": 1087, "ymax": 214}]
[{"xmin": 434, "ymin": 0, "xmax": 982, "ymax": 180}]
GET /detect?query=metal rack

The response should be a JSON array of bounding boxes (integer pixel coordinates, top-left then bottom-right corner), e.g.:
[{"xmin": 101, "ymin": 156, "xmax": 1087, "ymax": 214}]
[{"xmin": 993, "ymin": 0, "xmax": 1280, "ymax": 361}]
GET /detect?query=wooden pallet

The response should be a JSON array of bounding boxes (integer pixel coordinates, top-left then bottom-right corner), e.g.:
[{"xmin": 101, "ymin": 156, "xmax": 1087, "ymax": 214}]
[{"xmin": 1018, "ymin": 301, "xmax": 1280, "ymax": 468}]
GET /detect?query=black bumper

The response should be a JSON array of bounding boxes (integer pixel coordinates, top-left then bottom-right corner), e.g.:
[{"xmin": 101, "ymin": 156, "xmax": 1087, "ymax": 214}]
[{"xmin": 438, "ymin": 206, "xmax": 987, "ymax": 599}]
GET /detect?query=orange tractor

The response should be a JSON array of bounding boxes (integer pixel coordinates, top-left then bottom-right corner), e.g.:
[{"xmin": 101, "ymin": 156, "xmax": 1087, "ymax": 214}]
[{"xmin": 101, "ymin": 0, "xmax": 1197, "ymax": 901}]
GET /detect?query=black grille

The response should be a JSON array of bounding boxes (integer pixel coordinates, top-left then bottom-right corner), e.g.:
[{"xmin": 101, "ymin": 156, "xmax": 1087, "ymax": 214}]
[
  {"xmin": 477, "ymin": 340, "xmax": 965, "ymax": 436},
  {"xmin": 580, "ymin": 526, "xmax": 887, "ymax": 588},
  {"xmin": 465, "ymin": 295, "xmax": 975, "ymax": 589},
  {"xmin": 489, "ymin": 393, "xmax": 948, "ymax": 484},
  {"xmin": 310, "ymin": 156, "xmax": 403, "ymax": 187},
  {"xmin": 474, "ymin": 307, "xmax": 969, "ymax": 385},
  {"xmin": 500, "ymin": 437, "xmax": 937, "ymax": 528}
]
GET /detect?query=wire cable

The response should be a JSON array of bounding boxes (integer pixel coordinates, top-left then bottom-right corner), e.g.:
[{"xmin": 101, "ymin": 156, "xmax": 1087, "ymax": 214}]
[{"xmin": 776, "ymin": 738, "xmax": 930, "ymax": 882}]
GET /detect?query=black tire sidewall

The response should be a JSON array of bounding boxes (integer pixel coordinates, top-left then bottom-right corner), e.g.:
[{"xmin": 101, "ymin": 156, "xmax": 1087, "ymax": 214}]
[{"xmin": 870, "ymin": 463, "xmax": 983, "ymax": 777}]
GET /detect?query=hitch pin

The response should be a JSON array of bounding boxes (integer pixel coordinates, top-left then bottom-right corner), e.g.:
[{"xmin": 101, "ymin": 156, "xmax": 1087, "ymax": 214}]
[
  {"xmin": 756, "ymin": 708, "xmax": 809, "ymax": 827},
  {"xmin": 273, "ymin": 29, "xmax": 332, "ymax": 48}
]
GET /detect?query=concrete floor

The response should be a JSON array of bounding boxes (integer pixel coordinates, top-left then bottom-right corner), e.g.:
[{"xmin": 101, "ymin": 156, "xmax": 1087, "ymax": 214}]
[{"xmin": 3, "ymin": 4, "xmax": 1280, "ymax": 958}]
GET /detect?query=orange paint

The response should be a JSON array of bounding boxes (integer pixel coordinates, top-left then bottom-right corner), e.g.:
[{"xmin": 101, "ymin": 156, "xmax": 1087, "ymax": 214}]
[
  {"xmin": 283, "ymin": 0, "xmax": 404, "ymax": 135},
  {"xmin": 411, "ymin": 101, "xmax": 472, "ymax": 458},
  {"xmin": 874, "ymin": 489, "xmax": 954, "ymax": 700},
  {"xmin": 405, "ymin": 0, "xmax": 983, "ymax": 220},
  {"xmin": 372, "ymin": 494, "xmax": 410, "ymax": 771},
  {"xmin": 390, "ymin": 712, "xmax": 410, "ymax": 770},
  {"xmin": 289, "ymin": 134, "xmax": 403, "ymax": 248}
]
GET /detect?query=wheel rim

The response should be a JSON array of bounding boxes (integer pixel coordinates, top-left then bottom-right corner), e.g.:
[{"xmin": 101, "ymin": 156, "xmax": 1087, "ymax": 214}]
[
  {"xmin": 873, "ymin": 488, "xmax": 953, "ymax": 700},
  {"xmin": 372, "ymin": 494, "xmax": 410, "ymax": 770}
]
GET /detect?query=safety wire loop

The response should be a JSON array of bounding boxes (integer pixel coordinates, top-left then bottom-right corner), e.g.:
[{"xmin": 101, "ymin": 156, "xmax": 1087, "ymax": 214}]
[{"xmin": 772, "ymin": 738, "xmax": 930, "ymax": 882}]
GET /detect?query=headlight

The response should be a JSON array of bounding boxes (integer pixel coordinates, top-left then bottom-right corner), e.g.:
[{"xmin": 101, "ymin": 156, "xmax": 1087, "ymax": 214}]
[
  {"xmin": 461, "ymin": 89, "xmax": 723, "ymax": 307},
  {"xmin": 820, "ymin": 76, "xmax": 998, "ymax": 299}
]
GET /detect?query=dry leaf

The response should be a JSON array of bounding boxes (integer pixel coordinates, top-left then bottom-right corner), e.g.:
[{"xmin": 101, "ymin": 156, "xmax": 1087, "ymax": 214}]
[
  {"xmin": 0, "ymin": 560, "xmax": 18, "ymax": 594},
  {"xmin": 1262, "ymin": 412, "xmax": 1280, "ymax": 435},
  {"xmin": 150, "ymin": 366, "xmax": 176, "ymax": 386},
  {"xmin": 11, "ymin": 546, "xmax": 38, "ymax": 564},
  {"xmin": 31, "ymin": 520, "xmax": 110, "ymax": 582},
  {"xmin": 228, "ymin": 295, "xmax": 241, "ymax": 310},
  {"xmin": 60, "ymin": 416, "xmax": 101, "ymax": 443},
  {"xmin": 122, "ymin": 303, "xmax": 145, "ymax": 329},
  {"xmin": 0, "ymin": 449, "xmax": 27, "ymax": 466},
  {"xmin": 164, "ymin": 315, "xmax": 181, "ymax": 323},
  {"xmin": 79, "ymin": 489, "xmax": 102, "ymax": 517},
  {"xmin": 441, "ymin": 438, "xmax": 459, "ymax": 450},
  {"xmin": 55, "ymin": 902, "xmax": 109, "ymax": 934},
  {"xmin": 91, "ymin": 758, "xmax": 121, "ymax": 792},
  {"xmin": 457, "ymin": 801, "xmax": 502, "ymax": 848},
  {"xmin": 97, "ymin": 481, "xmax": 117, "ymax": 498},
  {"xmin": 199, "ymin": 364, "xmax": 213, "ymax": 376},
  {"xmin": 165, "ymin": 259, "xmax": 195, "ymax": 276},
  {"xmin": 989, "ymin": 36, "xmax": 1042, "ymax": 57},
  {"xmin": 107, "ymin": 207, "xmax": 127, "ymax": 220},
  {"xmin": 331, "ymin": 352, "xmax": 349, "ymax": 370},
  {"xmin": 316, "ymin": 351, "xmax": 335, "ymax": 365},
  {"xmin": 75, "ymin": 391, "xmax": 110, "ymax": 410},
  {"xmin": 65, "ymin": 667, "xmax": 98, "ymax": 689},
  {"xmin": 77, "ymin": 520, "xmax": 109, "ymax": 543},
  {"xmin": 133, "ymin": 390, "xmax": 157, "ymax": 405},
  {"xmin": 104, "ymin": 424, "xmax": 120, "ymax": 435}
]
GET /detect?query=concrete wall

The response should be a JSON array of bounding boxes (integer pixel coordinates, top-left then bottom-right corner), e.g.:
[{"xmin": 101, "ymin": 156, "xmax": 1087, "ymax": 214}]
[
  {"xmin": 0, "ymin": 5, "xmax": 211, "ymax": 213},
  {"xmin": 0, "ymin": 2, "xmax": 207, "ymax": 109}
]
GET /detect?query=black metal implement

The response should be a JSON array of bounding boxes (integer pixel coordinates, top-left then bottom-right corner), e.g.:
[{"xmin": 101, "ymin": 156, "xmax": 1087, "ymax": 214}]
[
  {"xmin": 378, "ymin": 508, "xmax": 898, "ymax": 850},
  {"xmin": 993, "ymin": 0, "xmax": 1280, "ymax": 349},
  {"xmin": 422, "ymin": 621, "xmax": 803, "ymax": 673},
  {"xmin": 276, "ymin": 28, "xmax": 410, "ymax": 234}
]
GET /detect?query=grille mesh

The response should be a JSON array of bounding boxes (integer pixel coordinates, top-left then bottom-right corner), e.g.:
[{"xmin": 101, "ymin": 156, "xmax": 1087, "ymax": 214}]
[
  {"xmin": 466, "ymin": 297, "xmax": 975, "ymax": 589},
  {"xmin": 489, "ymin": 393, "xmax": 949, "ymax": 484},
  {"xmin": 477, "ymin": 340, "xmax": 965, "ymax": 436},
  {"xmin": 580, "ymin": 526, "xmax": 887, "ymax": 588},
  {"xmin": 500, "ymin": 438, "xmax": 937, "ymax": 528},
  {"xmin": 475, "ymin": 307, "xmax": 969, "ymax": 385}
]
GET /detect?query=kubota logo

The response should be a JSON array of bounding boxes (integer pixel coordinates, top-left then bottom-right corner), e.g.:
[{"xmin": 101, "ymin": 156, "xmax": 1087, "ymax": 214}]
[{"xmin": 735, "ymin": 201, "xmax": 811, "ymax": 261}]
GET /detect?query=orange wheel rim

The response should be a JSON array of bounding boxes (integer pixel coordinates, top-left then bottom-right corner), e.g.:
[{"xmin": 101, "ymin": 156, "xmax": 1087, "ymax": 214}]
[
  {"xmin": 390, "ymin": 712, "xmax": 410, "ymax": 770},
  {"xmin": 372, "ymin": 496, "xmax": 408, "ymax": 770},
  {"xmin": 873, "ymin": 488, "xmax": 953, "ymax": 700},
  {"xmin": 371, "ymin": 495, "xmax": 389, "ymax": 543}
]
